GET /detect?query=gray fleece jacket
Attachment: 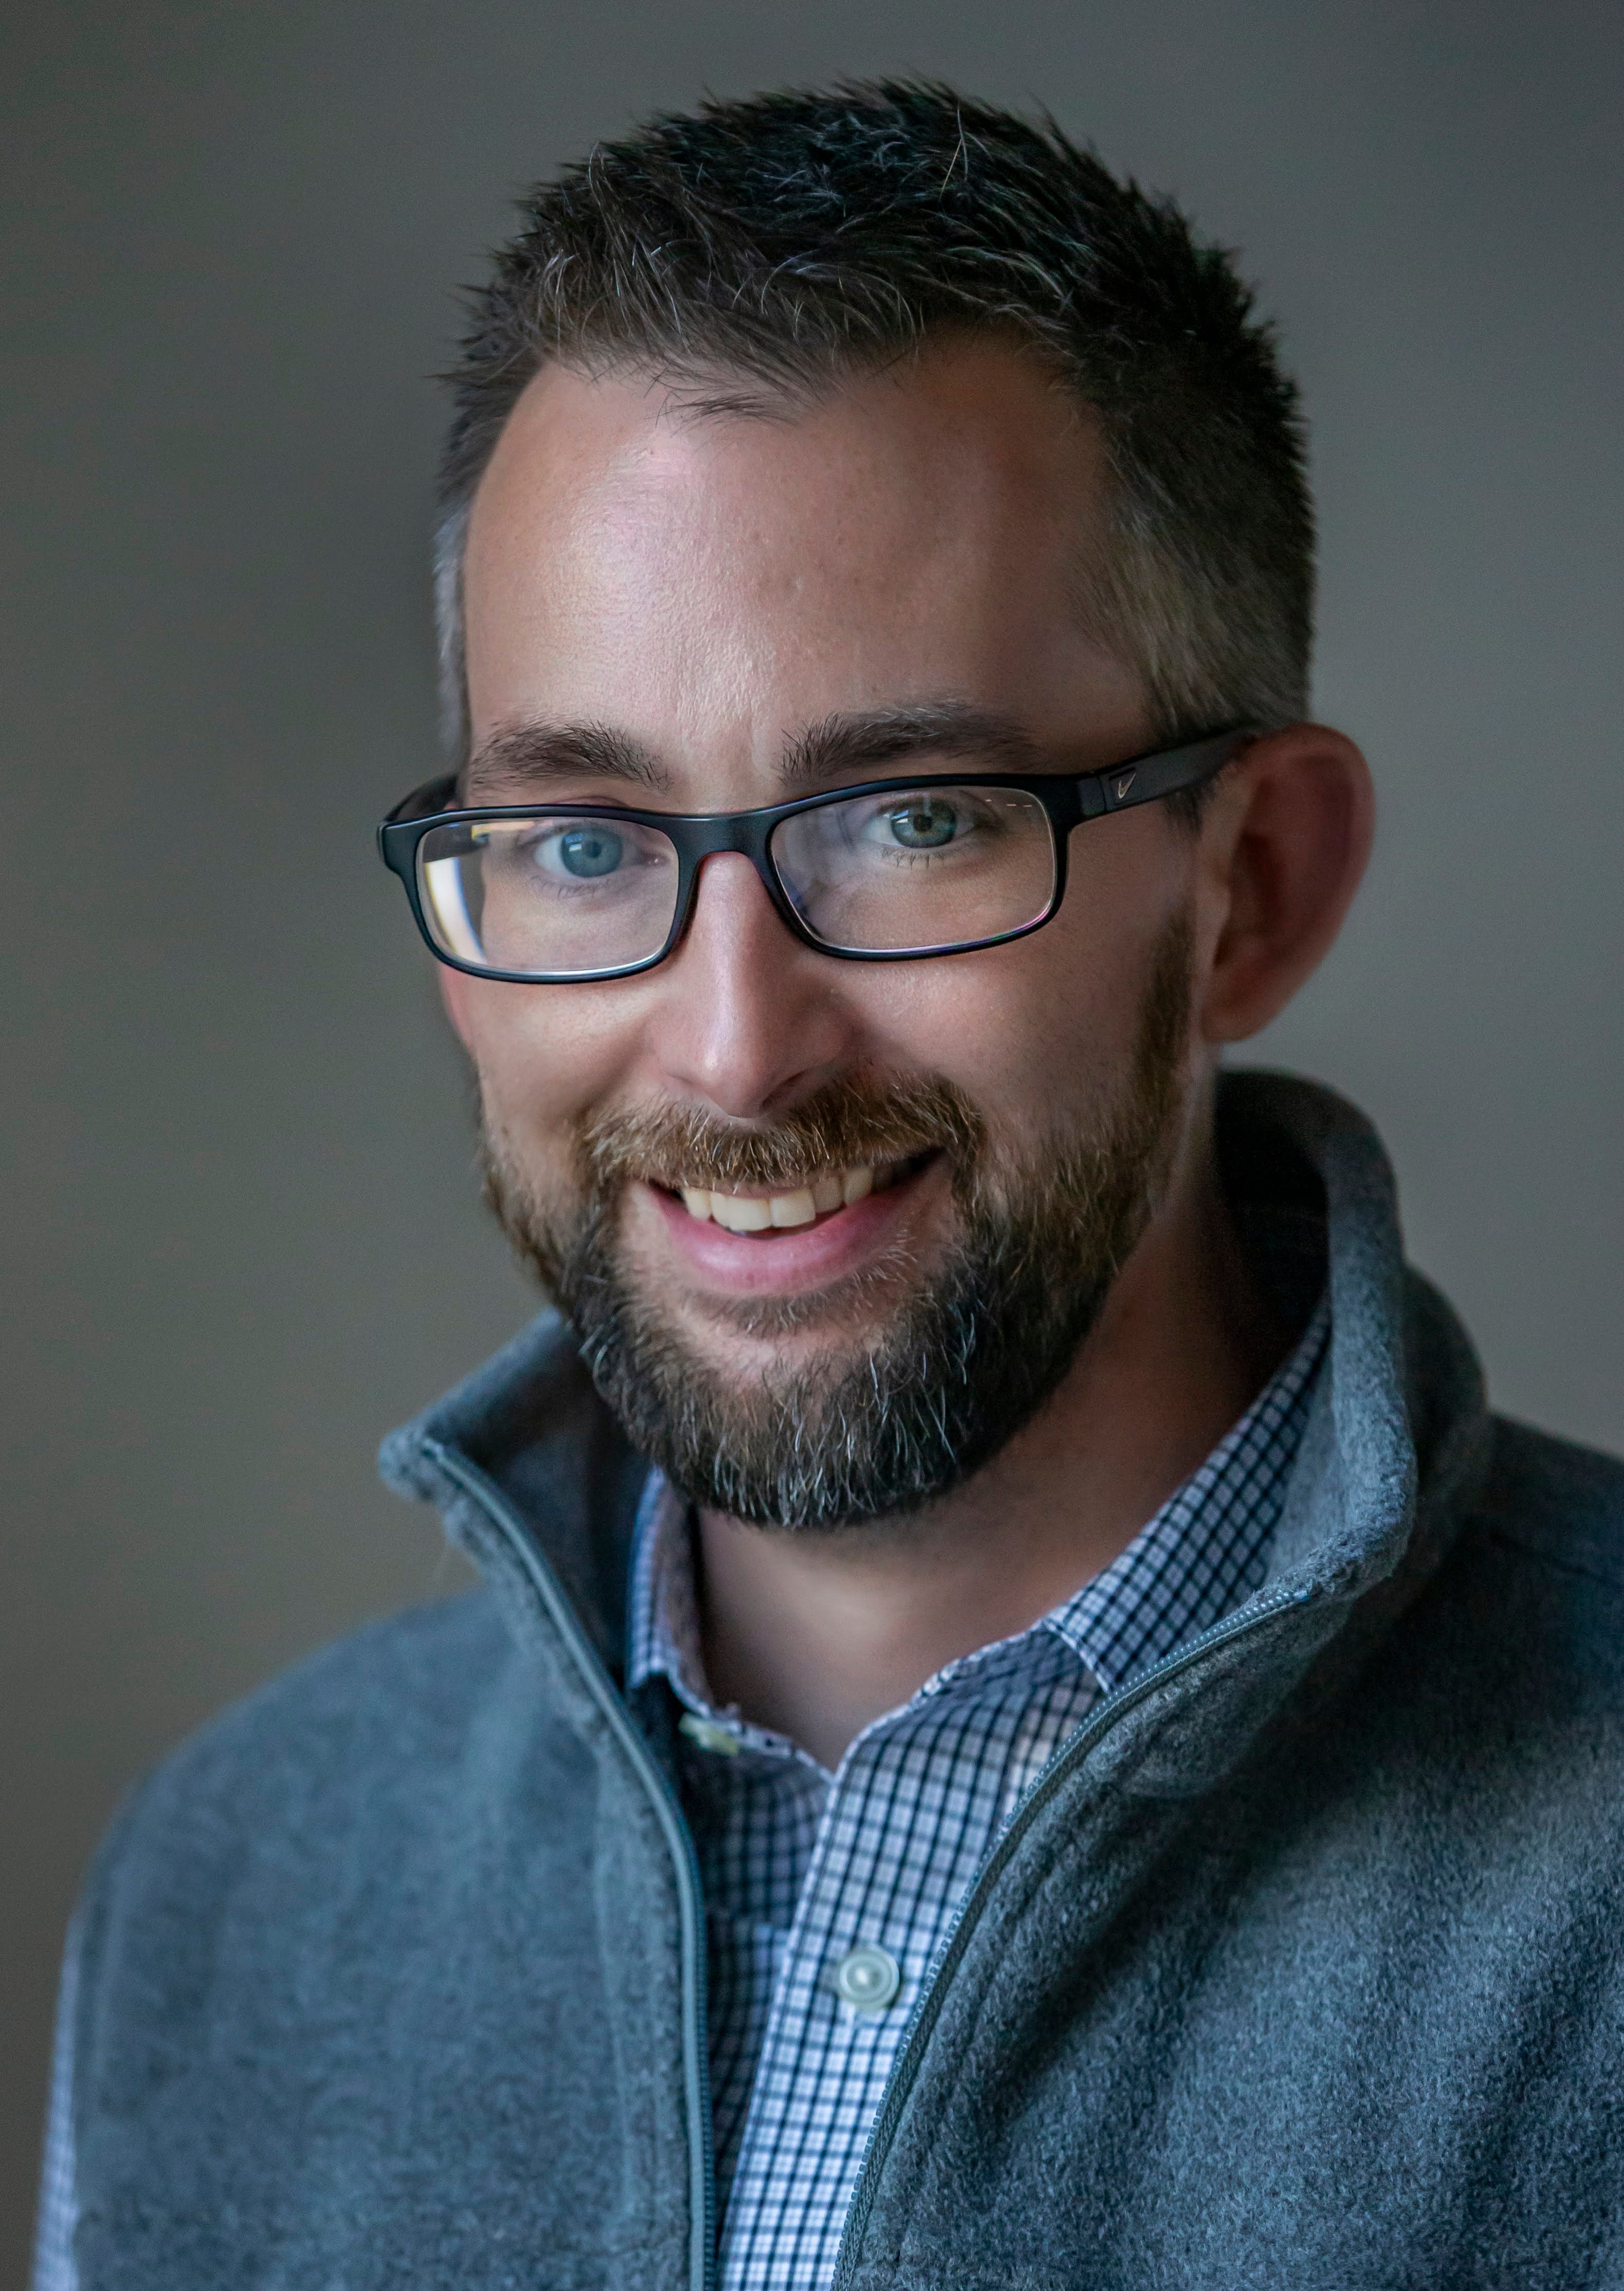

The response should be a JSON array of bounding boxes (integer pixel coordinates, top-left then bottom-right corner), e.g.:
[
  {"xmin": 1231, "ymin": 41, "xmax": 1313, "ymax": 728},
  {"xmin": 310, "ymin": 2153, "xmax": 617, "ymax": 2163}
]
[{"xmin": 58, "ymin": 1074, "xmax": 1624, "ymax": 2288}]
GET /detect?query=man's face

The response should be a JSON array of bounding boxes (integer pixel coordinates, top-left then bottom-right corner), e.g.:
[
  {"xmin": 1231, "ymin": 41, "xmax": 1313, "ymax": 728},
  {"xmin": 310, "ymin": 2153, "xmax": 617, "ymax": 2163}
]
[{"xmin": 450, "ymin": 339, "xmax": 1211, "ymax": 1526}]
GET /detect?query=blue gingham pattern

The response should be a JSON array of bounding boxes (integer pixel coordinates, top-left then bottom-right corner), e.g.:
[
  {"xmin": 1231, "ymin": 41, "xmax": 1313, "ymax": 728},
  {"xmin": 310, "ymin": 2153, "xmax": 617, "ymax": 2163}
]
[{"xmin": 629, "ymin": 1294, "xmax": 1328, "ymax": 2290}]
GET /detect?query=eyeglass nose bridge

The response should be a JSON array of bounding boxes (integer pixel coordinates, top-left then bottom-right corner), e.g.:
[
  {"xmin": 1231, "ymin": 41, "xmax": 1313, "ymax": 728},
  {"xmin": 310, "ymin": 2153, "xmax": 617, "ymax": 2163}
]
[{"xmin": 663, "ymin": 804, "xmax": 817, "ymax": 957}]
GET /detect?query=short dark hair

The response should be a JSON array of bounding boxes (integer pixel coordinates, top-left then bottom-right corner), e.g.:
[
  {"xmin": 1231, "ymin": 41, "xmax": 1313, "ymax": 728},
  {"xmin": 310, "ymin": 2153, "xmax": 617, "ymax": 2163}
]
[{"xmin": 435, "ymin": 79, "xmax": 1314, "ymax": 777}]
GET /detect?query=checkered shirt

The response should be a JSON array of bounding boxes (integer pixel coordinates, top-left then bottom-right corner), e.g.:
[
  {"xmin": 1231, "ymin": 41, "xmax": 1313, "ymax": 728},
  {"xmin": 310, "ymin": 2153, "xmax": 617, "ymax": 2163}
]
[{"xmin": 625, "ymin": 1293, "xmax": 1328, "ymax": 2291}]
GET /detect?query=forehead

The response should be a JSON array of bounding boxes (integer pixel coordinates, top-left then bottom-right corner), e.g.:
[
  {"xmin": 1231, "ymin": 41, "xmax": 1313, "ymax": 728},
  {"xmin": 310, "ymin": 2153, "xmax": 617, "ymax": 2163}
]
[{"xmin": 460, "ymin": 339, "xmax": 1129, "ymax": 768}]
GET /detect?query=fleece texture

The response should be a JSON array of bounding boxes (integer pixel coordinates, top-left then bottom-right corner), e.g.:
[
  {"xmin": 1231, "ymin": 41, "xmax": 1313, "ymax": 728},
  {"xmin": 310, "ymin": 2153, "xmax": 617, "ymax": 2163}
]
[{"xmin": 62, "ymin": 1074, "xmax": 1624, "ymax": 2288}]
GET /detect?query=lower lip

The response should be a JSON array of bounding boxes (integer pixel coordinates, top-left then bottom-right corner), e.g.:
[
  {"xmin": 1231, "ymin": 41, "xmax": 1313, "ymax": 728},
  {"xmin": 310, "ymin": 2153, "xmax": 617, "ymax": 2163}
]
[{"xmin": 642, "ymin": 1160, "xmax": 943, "ymax": 1296}]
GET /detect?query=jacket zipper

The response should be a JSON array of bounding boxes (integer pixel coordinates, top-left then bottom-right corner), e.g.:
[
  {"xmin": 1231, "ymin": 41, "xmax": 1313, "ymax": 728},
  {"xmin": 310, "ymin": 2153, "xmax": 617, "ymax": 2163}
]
[
  {"xmin": 828, "ymin": 1579, "xmax": 1314, "ymax": 2288},
  {"xmin": 426, "ymin": 1439, "xmax": 718, "ymax": 2291}
]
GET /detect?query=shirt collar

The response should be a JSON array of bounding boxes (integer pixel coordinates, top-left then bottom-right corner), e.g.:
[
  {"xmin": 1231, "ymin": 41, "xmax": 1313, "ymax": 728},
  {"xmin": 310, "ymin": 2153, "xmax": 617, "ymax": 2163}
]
[{"xmin": 1042, "ymin": 1291, "xmax": 1327, "ymax": 1691}]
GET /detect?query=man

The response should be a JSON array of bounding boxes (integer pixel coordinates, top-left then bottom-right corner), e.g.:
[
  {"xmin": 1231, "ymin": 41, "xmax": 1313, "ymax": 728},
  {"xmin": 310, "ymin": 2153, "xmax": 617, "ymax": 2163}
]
[{"xmin": 36, "ymin": 80, "xmax": 1624, "ymax": 2290}]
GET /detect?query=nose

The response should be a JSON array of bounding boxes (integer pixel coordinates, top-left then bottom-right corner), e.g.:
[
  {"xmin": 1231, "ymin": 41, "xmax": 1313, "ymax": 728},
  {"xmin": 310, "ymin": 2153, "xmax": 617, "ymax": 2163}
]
[{"xmin": 642, "ymin": 852, "xmax": 862, "ymax": 1120}]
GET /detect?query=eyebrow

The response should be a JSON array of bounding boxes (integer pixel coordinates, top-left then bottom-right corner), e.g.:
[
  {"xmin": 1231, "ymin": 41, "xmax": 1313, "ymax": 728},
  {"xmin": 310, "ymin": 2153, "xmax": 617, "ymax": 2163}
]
[
  {"xmin": 461, "ymin": 698, "xmax": 1042, "ymax": 806},
  {"xmin": 779, "ymin": 702, "xmax": 1042, "ymax": 791},
  {"xmin": 463, "ymin": 721, "xmax": 672, "ymax": 799}
]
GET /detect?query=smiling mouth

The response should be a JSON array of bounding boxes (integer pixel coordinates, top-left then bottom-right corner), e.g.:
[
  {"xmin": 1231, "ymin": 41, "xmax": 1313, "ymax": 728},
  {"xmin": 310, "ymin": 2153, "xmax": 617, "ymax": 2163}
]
[{"xmin": 658, "ymin": 1152, "xmax": 934, "ymax": 1234}]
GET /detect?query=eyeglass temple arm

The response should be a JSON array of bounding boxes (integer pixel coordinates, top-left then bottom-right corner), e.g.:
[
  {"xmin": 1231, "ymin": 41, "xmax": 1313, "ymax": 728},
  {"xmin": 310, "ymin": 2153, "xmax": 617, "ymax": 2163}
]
[
  {"xmin": 1075, "ymin": 728, "xmax": 1254, "ymax": 821},
  {"xmin": 377, "ymin": 775, "xmax": 459, "ymax": 876},
  {"xmin": 381, "ymin": 774, "xmax": 458, "ymax": 830}
]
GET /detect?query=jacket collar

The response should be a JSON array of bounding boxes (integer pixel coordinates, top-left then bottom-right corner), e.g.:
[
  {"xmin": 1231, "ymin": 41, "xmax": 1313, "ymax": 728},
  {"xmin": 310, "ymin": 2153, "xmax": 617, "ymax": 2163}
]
[{"xmin": 379, "ymin": 1071, "xmax": 1492, "ymax": 1693}]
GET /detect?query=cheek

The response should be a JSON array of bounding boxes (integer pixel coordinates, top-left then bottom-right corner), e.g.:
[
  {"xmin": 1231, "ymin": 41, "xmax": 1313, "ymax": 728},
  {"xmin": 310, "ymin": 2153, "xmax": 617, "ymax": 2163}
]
[
  {"xmin": 853, "ymin": 837, "xmax": 1182, "ymax": 1133},
  {"xmin": 456, "ymin": 978, "xmax": 642, "ymax": 1146}
]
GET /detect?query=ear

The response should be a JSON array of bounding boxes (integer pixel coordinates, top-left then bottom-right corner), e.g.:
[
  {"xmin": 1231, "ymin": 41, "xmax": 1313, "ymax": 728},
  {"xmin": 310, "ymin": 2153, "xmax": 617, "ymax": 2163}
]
[{"xmin": 1195, "ymin": 724, "xmax": 1375, "ymax": 1044}]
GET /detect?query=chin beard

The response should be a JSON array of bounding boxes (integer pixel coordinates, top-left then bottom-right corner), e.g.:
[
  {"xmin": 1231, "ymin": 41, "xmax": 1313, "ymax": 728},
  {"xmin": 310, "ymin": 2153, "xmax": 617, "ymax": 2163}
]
[{"xmin": 482, "ymin": 914, "xmax": 1192, "ymax": 1533}]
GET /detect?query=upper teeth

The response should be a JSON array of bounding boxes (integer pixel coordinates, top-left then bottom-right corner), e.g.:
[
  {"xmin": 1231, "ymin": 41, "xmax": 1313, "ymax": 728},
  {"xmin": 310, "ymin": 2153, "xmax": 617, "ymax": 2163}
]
[{"xmin": 679, "ymin": 1164, "xmax": 890, "ymax": 1232}]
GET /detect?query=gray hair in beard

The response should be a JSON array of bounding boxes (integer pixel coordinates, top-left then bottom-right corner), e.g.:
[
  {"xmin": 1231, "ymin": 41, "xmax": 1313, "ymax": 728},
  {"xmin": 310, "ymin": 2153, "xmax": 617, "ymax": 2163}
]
[{"xmin": 483, "ymin": 914, "xmax": 1193, "ymax": 1531}]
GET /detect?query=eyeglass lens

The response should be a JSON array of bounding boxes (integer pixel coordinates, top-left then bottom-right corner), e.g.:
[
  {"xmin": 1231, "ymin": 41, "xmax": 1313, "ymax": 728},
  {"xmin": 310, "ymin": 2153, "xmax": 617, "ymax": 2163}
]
[
  {"xmin": 418, "ymin": 813, "xmax": 682, "ymax": 978},
  {"xmin": 770, "ymin": 784, "xmax": 1056, "ymax": 954},
  {"xmin": 414, "ymin": 784, "xmax": 1059, "ymax": 977}
]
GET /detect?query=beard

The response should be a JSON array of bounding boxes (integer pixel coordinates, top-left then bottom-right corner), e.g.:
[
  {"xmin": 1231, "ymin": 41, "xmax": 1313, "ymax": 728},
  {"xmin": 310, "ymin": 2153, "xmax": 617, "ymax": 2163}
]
[{"xmin": 482, "ymin": 913, "xmax": 1193, "ymax": 1532}]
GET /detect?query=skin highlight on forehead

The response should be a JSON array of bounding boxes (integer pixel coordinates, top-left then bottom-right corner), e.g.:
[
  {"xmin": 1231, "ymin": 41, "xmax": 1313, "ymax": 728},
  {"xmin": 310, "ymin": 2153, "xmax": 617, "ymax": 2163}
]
[{"xmin": 458, "ymin": 342, "xmax": 1153, "ymax": 804}]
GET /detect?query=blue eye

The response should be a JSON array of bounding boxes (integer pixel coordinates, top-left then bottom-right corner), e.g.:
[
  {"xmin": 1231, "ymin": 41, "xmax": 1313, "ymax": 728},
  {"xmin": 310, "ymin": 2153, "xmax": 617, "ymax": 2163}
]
[
  {"xmin": 881, "ymin": 797, "xmax": 959, "ymax": 850},
  {"xmin": 547, "ymin": 826, "xmax": 624, "ymax": 878}
]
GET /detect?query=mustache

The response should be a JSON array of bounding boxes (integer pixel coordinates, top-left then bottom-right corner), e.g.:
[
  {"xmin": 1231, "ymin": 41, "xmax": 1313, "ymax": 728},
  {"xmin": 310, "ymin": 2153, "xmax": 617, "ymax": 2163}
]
[{"xmin": 574, "ymin": 1073, "xmax": 985, "ymax": 1198}]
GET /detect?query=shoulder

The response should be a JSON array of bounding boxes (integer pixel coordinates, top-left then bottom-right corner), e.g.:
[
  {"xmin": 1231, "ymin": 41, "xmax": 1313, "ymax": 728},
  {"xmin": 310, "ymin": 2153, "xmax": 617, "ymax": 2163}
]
[
  {"xmin": 155, "ymin": 1587, "xmax": 518, "ymax": 1791},
  {"xmin": 1425, "ymin": 1416, "xmax": 1624, "ymax": 1709},
  {"xmin": 88, "ymin": 1590, "xmax": 556, "ymax": 1912},
  {"xmin": 1473, "ymin": 1415, "xmax": 1624, "ymax": 1587}
]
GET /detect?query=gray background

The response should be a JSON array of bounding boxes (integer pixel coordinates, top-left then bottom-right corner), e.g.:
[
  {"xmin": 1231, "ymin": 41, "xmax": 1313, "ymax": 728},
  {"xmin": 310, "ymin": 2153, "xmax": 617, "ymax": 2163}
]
[{"xmin": 4, "ymin": 0, "xmax": 1621, "ymax": 2264}]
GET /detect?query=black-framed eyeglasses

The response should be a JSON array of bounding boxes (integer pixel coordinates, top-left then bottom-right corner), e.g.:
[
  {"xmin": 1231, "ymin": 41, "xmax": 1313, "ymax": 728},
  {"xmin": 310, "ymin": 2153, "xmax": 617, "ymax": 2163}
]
[{"xmin": 377, "ymin": 726, "xmax": 1251, "ymax": 984}]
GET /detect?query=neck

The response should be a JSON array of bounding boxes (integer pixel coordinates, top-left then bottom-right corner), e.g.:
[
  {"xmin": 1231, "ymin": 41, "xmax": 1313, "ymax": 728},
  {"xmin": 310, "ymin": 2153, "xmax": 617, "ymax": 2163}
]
[{"xmin": 694, "ymin": 1085, "xmax": 1284, "ymax": 1769}]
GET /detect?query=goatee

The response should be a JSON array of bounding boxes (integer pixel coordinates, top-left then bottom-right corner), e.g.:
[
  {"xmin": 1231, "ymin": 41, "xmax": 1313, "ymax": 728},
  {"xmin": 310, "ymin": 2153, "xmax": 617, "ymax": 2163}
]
[{"xmin": 483, "ymin": 915, "xmax": 1192, "ymax": 1532}]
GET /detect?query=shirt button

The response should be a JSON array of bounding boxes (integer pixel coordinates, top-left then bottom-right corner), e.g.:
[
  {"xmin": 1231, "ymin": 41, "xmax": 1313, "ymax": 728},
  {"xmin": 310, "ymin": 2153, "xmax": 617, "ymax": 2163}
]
[{"xmin": 833, "ymin": 1945, "xmax": 902, "ymax": 2012}]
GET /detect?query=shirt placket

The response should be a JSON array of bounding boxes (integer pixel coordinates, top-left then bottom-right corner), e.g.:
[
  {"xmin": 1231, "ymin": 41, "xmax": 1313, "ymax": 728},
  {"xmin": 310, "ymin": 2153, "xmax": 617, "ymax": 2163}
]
[
  {"xmin": 717, "ymin": 1648, "xmax": 1082, "ymax": 2286},
  {"xmin": 718, "ymin": 1709, "xmax": 934, "ymax": 2281}
]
